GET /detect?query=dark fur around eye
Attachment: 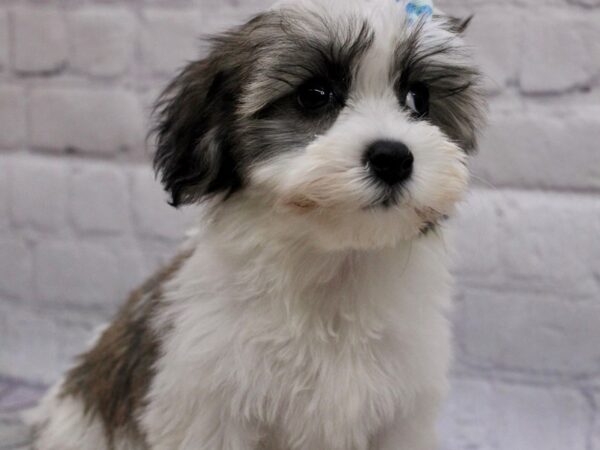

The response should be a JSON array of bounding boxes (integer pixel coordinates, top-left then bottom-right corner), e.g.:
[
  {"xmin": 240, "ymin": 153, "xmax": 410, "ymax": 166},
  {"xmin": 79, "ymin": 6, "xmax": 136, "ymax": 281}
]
[
  {"xmin": 243, "ymin": 12, "xmax": 373, "ymax": 117},
  {"xmin": 394, "ymin": 19, "xmax": 485, "ymax": 152},
  {"xmin": 152, "ymin": 10, "xmax": 374, "ymax": 207}
]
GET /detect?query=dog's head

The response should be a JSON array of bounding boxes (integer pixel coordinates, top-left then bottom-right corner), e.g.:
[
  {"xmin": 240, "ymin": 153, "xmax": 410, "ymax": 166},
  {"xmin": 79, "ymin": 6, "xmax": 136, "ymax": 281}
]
[{"xmin": 153, "ymin": 0, "xmax": 485, "ymax": 250}]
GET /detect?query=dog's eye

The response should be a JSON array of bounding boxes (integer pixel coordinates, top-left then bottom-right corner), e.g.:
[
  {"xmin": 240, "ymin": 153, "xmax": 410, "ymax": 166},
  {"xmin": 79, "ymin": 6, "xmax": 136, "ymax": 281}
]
[
  {"xmin": 405, "ymin": 83, "xmax": 430, "ymax": 117},
  {"xmin": 297, "ymin": 80, "xmax": 334, "ymax": 111}
]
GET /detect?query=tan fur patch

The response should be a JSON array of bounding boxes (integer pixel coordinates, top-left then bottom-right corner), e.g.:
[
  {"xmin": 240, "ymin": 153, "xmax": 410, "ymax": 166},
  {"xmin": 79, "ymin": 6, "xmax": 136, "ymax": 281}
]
[{"xmin": 61, "ymin": 250, "xmax": 193, "ymax": 447}]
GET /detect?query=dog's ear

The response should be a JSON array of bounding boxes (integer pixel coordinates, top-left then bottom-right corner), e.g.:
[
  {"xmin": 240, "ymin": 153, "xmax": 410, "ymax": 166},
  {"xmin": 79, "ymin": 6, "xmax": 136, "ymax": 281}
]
[
  {"xmin": 152, "ymin": 50, "xmax": 242, "ymax": 207},
  {"xmin": 447, "ymin": 15, "xmax": 473, "ymax": 34}
]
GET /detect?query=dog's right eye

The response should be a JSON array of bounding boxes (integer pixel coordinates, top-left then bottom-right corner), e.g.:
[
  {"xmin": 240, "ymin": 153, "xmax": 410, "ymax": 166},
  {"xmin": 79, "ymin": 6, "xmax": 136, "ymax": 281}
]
[{"xmin": 297, "ymin": 80, "xmax": 334, "ymax": 111}]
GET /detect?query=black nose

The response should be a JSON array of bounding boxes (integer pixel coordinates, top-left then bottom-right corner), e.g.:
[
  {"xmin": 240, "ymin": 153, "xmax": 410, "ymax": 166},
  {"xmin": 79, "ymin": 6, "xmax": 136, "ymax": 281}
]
[{"xmin": 365, "ymin": 140, "xmax": 414, "ymax": 186}]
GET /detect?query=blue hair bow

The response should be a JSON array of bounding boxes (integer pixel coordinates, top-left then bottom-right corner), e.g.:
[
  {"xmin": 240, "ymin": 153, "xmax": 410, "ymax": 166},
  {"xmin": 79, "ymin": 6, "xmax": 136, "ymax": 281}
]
[{"xmin": 403, "ymin": 0, "xmax": 434, "ymax": 24}]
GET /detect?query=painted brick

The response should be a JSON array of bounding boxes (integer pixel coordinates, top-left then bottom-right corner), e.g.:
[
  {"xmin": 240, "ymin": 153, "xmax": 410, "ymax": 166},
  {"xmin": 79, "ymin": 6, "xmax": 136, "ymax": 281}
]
[
  {"xmin": 440, "ymin": 379, "xmax": 589, "ymax": 450},
  {"xmin": 520, "ymin": 15, "xmax": 595, "ymax": 94},
  {"xmin": 441, "ymin": 0, "xmax": 586, "ymax": 14},
  {"xmin": 0, "ymin": 161, "xmax": 9, "ymax": 232},
  {"xmin": 0, "ymin": 86, "xmax": 27, "ymax": 149},
  {"xmin": 456, "ymin": 289, "xmax": 600, "ymax": 376},
  {"xmin": 473, "ymin": 109, "xmax": 600, "ymax": 191},
  {"xmin": 196, "ymin": 2, "xmax": 271, "ymax": 35},
  {"xmin": 68, "ymin": 7, "xmax": 136, "ymax": 77},
  {"xmin": 0, "ymin": 303, "xmax": 104, "ymax": 385},
  {"xmin": 0, "ymin": 12, "xmax": 8, "ymax": 72},
  {"xmin": 193, "ymin": 0, "xmax": 271, "ymax": 11},
  {"xmin": 12, "ymin": 7, "xmax": 68, "ymax": 74},
  {"xmin": 30, "ymin": 88, "xmax": 144, "ymax": 155},
  {"xmin": 130, "ymin": 166, "xmax": 192, "ymax": 240},
  {"xmin": 465, "ymin": 7, "xmax": 521, "ymax": 93},
  {"xmin": 34, "ymin": 241, "xmax": 121, "ymax": 307},
  {"xmin": 593, "ymin": 391, "xmax": 600, "ymax": 450},
  {"xmin": 451, "ymin": 189, "xmax": 501, "ymax": 280},
  {"xmin": 497, "ymin": 191, "xmax": 600, "ymax": 297},
  {"xmin": 0, "ymin": 303, "xmax": 59, "ymax": 385},
  {"xmin": 8, "ymin": 157, "xmax": 69, "ymax": 233},
  {"xmin": 141, "ymin": 9, "xmax": 203, "ymax": 75},
  {"xmin": 0, "ymin": 239, "xmax": 32, "ymax": 300},
  {"xmin": 580, "ymin": 13, "xmax": 600, "ymax": 79},
  {"xmin": 77, "ymin": 237, "xmax": 148, "ymax": 304},
  {"xmin": 70, "ymin": 164, "xmax": 130, "ymax": 234}
]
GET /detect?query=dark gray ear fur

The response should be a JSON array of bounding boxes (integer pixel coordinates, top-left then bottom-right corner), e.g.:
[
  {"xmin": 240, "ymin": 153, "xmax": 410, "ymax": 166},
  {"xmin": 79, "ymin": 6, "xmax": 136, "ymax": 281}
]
[
  {"xmin": 448, "ymin": 15, "xmax": 474, "ymax": 34},
  {"xmin": 152, "ymin": 24, "xmax": 259, "ymax": 207},
  {"xmin": 434, "ymin": 14, "xmax": 473, "ymax": 35},
  {"xmin": 153, "ymin": 56, "xmax": 242, "ymax": 207}
]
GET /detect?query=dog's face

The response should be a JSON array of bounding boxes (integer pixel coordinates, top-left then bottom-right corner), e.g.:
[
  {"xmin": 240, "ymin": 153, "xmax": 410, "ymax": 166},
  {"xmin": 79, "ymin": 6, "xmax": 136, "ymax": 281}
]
[{"xmin": 154, "ymin": 0, "xmax": 484, "ymax": 250}]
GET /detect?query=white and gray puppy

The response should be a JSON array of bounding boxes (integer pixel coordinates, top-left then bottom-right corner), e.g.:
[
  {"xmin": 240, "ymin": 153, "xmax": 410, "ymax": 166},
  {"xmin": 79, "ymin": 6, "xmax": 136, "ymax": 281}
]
[{"xmin": 29, "ymin": 0, "xmax": 485, "ymax": 448}]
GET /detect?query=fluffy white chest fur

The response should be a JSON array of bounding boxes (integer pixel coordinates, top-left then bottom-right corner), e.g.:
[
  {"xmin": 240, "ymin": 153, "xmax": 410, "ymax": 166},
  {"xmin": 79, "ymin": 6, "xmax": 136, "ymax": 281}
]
[{"xmin": 141, "ymin": 224, "xmax": 452, "ymax": 450}]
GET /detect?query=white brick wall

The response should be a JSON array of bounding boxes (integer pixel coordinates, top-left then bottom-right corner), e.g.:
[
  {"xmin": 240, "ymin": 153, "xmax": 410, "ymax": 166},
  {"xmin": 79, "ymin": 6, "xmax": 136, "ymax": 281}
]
[
  {"xmin": 68, "ymin": 7, "xmax": 137, "ymax": 77},
  {"xmin": 12, "ymin": 7, "xmax": 68, "ymax": 74},
  {"xmin": 29, "ymin": 88, "xmax": 145, "ymax": 155},
  {"xmin": 0, "ymin": 1, "xmax": 599, "ymax": 448},
  {"xmin": 0, "ymin": 86, "xmax": 26, "ymax": 149}
]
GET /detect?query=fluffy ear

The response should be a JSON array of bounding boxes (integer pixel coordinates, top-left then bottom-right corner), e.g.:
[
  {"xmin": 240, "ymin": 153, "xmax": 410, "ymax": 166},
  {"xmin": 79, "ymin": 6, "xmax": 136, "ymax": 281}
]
[
  {"xmin": 152, "ymin": 53, "xmax": 241, "ymax": 207},
  {"xmin": 447, "ymin": 15, "xmax": 473, "ymax": 34}
]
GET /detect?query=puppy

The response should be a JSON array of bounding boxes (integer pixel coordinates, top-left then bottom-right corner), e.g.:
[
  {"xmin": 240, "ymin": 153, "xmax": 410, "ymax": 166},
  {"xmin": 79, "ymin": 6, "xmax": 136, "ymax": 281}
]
[{"xmin": 28, "ymin": 0, "xmax": 484, "ymax": 448}]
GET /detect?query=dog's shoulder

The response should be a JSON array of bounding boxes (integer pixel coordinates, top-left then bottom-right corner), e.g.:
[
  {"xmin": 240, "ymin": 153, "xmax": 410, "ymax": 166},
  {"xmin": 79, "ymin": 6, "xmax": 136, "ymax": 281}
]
[{"xmin": 59, "ymin": 249, "xmax": 193, "ymax": 444}]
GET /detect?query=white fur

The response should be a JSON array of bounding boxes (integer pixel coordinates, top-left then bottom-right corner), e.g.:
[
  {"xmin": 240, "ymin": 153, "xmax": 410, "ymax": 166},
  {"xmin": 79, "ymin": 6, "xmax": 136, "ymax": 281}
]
[
  {"xmin": 138, "ymin": 214, "xmax": 454, "ymax": 450},
  {"xmin": 29, "ymin": 1, "xmax": 474, "ymax": 448},
  {"xmin": 26, "ymin": 384, "xmax": 142, "ymax": 450}
]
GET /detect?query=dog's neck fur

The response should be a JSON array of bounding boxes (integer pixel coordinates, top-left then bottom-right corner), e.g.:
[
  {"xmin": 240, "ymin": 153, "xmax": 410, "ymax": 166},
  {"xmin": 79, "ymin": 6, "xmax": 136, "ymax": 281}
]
[{"xmin": 169, "ymin": 198, "xmax": 447, "ymax": 344}]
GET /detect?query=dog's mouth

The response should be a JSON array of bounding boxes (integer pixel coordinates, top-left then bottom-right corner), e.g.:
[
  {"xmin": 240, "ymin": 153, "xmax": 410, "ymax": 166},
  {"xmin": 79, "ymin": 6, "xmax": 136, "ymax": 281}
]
[
  {"xmin": 364, "ymin": 187, "xmax": 403, "ymax": 210},
  {"xmin": 367, "ymin": 196, "xmax": 449, "ymax": 232}
]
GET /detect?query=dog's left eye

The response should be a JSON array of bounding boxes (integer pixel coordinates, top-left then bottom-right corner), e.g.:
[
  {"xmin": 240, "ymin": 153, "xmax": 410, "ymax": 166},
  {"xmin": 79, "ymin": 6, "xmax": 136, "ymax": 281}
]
[
  {"xmin": 297, "ymin": 80, "xmax": 334, "ymax": 111},
  {"xmin": 405, "ymin": 83, "xmax": 430, "ymax": 117}
]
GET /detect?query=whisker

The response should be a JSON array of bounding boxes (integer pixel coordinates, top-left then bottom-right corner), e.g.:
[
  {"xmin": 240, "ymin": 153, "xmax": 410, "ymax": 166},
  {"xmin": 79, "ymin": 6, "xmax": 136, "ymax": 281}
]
[{"xmin": 469, "ymin": 174, "xmax": 497, "ymax": 191}]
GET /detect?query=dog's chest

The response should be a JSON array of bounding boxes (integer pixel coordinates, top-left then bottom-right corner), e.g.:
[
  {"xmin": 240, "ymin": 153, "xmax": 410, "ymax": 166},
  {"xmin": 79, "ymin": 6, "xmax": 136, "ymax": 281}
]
[
  {"xmin": 230, "ymin": 314, "xmax": 405, "ymax": 448},
  {"xmin": 153, "ymin": 239, "xmax": 450, "ymax": 448}
]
